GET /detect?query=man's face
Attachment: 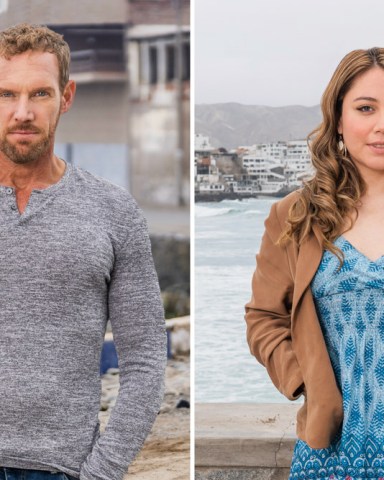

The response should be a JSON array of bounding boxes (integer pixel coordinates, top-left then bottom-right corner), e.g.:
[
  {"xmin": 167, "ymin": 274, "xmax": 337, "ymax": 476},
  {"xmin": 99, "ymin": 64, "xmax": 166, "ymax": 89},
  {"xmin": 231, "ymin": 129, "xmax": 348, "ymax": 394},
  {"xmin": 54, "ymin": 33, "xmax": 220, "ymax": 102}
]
[{"xmin": 0, "ymin": 50, "xmax": 74, "ymax": 165}]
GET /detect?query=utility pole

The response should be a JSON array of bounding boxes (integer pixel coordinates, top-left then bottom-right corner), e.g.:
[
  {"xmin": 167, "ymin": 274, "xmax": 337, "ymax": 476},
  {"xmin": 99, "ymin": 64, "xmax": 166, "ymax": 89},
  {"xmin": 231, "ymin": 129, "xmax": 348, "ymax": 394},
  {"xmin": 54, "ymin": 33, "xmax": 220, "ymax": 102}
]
[
  {"xmin": 124, "ymin": 24, "xmax": 132, "ymax": 193},
  {"xmin": 173, "ymin": 0, "xmax": 185, "ymax": 206}
]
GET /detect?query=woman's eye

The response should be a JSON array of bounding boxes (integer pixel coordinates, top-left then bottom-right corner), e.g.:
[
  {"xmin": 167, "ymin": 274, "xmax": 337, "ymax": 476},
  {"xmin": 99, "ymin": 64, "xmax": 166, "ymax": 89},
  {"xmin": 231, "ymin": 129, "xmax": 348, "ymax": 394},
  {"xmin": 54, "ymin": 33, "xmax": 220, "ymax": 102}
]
[{"xmin": 357, "ymin": 105, "xmax": 374, "ymax": 112}]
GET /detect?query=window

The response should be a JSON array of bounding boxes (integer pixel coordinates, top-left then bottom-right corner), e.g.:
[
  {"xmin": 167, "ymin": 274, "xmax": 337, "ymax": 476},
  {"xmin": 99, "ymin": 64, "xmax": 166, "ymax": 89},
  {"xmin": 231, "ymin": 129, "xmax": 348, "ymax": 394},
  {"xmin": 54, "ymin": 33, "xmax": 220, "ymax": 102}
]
[
  {"xmin": 182, "ymin": 42, "xmax": 190, "ymax": 80},
  {"xmin": 166, "ymin": 40, "xmax": 190, "ymax": 82},
  {"xmin": 149, "ymin": 46, "xmax": 158, "ymax": 85},
  {"xmin": 166, "ymin": 44, "xmax": 176, "ymax": 81}
]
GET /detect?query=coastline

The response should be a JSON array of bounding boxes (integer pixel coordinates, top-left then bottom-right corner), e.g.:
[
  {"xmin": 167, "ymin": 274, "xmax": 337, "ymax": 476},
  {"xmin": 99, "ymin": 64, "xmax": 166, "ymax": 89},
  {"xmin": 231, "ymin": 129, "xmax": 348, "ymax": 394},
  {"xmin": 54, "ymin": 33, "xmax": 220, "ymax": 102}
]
[{"xmin": 194, "ymin": 189, "xmax": 296, "ymax": 203}]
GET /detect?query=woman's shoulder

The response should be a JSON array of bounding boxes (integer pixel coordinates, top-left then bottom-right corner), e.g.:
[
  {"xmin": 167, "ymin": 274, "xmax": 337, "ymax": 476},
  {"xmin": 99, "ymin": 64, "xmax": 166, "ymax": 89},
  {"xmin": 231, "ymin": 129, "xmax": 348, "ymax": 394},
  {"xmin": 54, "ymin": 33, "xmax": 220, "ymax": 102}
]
[
  {"xmin": 272, "ymin": 189, "xmax": 302, "ymax": 222},
  {"xmin": 263, "ymin": 190, "xmax": 302, "ymax": 241}
]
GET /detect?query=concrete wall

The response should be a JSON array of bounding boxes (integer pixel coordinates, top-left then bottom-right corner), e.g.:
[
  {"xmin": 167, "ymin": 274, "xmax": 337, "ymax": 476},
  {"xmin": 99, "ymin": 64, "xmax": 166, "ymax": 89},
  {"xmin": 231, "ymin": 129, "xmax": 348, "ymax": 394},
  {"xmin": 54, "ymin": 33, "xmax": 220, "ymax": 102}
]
[
  {"xmin": 195, "ymin": 404, "xmax": 301, "ymax": 480},
  {"xmin": 0, "ymin": 0, "xmax": 128, "ymax": 27},
  {"xmin": 130, "ymin": 99, "xmax": 190, "ymax": 205},
  {"xmin": 0, "ymin": 0, "xmax": 190, "ymax": 28},
  {"xmin": 129, "ymin": 0, "xmax": 190, "ymax": 26},
  {"xmin": 57, "ymin": 83, "xmax": 128, "ymax": 144}
]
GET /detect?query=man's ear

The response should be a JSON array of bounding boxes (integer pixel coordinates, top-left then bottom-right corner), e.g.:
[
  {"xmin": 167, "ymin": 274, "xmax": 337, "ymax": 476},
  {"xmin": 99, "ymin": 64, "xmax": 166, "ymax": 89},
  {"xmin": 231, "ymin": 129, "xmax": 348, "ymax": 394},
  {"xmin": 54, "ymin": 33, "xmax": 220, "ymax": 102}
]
[{"xmin": 60, "ymin": 80, "xmax": 76, "ymax": 113}]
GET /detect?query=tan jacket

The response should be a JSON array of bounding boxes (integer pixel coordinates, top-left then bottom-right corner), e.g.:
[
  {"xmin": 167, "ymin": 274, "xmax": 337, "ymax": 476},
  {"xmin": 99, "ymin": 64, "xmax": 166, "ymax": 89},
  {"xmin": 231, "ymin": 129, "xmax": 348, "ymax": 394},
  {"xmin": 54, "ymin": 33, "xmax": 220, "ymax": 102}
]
[{"xmin": 245, "ymin": 191, "xmax": 343, "ymax": 449}]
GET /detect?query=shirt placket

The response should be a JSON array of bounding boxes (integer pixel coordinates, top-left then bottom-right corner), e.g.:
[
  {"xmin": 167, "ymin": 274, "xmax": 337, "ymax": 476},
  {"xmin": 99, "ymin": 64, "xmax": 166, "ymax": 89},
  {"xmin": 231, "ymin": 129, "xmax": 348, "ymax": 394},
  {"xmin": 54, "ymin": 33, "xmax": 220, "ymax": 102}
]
[{"xmin": 0, "ymin": 186, "xmax": 20, "ymax": 221}]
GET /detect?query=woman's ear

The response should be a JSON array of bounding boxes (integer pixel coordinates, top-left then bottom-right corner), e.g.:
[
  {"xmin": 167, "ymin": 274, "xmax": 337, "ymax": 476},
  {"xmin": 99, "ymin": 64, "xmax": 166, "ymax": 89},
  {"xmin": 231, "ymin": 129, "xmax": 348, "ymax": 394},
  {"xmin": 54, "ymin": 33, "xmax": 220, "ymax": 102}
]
[{"xmin": 337, "ymin": 118, "xmax": 343, "ymax": 135}]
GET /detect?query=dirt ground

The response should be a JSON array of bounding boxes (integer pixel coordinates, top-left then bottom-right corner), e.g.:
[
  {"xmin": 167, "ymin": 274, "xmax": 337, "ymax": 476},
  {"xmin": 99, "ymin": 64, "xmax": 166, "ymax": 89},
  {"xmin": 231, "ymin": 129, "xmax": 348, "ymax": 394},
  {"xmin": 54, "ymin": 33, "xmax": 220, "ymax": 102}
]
[{"xmin": 127, "ymin": 409, "xmax": 190, "ymax": 480}]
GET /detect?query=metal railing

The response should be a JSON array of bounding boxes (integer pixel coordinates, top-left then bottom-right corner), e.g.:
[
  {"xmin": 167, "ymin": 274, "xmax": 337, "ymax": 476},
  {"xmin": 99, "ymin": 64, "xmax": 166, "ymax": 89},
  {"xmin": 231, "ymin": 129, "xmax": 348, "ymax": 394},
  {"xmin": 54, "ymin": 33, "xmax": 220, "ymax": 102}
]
[{"xmin": 70, "ymin": 49, "xmax": 125, "ymax": 73}]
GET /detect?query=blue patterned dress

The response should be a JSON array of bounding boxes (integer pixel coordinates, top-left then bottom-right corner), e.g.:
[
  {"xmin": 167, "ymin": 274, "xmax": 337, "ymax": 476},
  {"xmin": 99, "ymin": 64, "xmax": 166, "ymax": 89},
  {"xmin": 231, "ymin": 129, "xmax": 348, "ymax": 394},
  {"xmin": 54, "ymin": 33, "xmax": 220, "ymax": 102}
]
[{"xmin": 289, "ymin": 236, "xmax": 384, "ymax": 480}]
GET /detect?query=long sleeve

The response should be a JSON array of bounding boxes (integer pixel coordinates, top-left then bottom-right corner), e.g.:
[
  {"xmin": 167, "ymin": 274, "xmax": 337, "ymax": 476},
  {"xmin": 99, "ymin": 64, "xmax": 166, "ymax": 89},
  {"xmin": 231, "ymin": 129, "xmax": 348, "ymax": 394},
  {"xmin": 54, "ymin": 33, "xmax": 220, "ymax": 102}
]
[
  {"xmin": 80, "ymin": 208, "xmax": 167, "ymax": 480},
  {"xmin": 245, "ymin": 202, "xmax": 304, "ymax": 400}
]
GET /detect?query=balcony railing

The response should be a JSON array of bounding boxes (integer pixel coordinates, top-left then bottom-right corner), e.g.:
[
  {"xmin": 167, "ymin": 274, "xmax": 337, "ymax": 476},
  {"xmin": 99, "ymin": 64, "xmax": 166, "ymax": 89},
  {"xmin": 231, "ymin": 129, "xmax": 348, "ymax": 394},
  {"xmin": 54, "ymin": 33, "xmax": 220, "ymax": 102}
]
[{"xmin": 70, "ymin": 49, "xmax": 125, "ymax": 74}]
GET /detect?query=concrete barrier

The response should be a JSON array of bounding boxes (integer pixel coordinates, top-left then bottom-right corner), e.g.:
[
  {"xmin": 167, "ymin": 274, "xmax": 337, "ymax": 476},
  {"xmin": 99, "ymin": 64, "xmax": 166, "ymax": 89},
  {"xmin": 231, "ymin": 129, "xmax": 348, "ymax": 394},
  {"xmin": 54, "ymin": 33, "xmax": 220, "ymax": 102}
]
[
  {"xmin": 195, "ymin": 403, "xmax": 301, "ymax": 480},
  {"xmin": 166, "ymin": 315, "xmax": 190, "ymax": 357}
]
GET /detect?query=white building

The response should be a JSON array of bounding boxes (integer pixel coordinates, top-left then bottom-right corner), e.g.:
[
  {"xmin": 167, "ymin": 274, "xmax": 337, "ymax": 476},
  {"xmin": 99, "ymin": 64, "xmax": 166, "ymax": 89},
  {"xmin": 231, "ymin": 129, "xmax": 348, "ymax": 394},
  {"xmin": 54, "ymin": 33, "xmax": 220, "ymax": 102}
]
[
  {"xmin": 285, "ymin": 140, "xmax": 313, "ymax": 178},
  {"xmin": 258, "ymin": 142, "xmax": 287, "ymax": 160},
  {"xmin": 195, "ymin": 133, "xmax": 214, "ymax": 152}
]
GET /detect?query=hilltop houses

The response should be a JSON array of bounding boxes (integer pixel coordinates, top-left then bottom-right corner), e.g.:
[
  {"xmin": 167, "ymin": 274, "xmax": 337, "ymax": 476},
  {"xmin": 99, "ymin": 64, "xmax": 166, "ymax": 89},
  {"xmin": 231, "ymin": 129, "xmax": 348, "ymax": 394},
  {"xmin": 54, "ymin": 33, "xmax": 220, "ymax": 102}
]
[{"xmin": 195, "ymin": 135, "xmax": 314, "ymax": 200}]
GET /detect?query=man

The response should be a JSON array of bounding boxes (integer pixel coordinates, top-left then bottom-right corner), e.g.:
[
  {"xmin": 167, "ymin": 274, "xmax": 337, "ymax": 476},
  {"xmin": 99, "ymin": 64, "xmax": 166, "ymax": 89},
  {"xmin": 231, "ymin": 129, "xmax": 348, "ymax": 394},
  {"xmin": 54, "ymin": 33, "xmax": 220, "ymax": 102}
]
[{"xmin": 0, "ymin": 23, "xmax": 166, "ymax": 480}]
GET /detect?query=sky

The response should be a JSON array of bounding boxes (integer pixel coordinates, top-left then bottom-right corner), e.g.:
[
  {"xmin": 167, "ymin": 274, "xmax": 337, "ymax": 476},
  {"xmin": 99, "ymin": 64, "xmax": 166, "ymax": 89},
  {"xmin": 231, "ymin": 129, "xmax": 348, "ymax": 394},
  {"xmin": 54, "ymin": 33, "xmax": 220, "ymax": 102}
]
[{"xmin": 195, "ymin": 0, "xmax": 384, "ymax": 107}]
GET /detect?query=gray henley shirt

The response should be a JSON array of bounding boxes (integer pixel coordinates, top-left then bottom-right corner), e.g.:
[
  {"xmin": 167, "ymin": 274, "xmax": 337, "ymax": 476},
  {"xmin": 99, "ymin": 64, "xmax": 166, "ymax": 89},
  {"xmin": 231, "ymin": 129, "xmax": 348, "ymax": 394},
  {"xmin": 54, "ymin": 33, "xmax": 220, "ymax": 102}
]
[{"xmin": 0, "ymin": 162, "xmax": 167, "ymax": 479}]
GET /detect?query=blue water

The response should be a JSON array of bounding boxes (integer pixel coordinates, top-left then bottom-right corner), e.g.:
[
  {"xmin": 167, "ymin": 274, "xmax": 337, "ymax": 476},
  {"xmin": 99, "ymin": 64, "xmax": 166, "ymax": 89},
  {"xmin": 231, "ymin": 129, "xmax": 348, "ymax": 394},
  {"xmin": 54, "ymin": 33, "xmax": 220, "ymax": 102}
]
[{"xmin": 195, "ymin": 198, "xmax": 301, "ymax": 403}]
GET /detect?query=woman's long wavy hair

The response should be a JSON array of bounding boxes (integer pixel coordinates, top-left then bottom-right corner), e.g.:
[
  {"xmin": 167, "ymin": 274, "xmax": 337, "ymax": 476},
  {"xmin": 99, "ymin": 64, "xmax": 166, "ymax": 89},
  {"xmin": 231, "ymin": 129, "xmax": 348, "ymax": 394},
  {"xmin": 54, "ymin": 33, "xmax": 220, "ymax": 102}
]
[{"xmin": 279, "ymin": 47, "xmax": 384, "ymax": 261}]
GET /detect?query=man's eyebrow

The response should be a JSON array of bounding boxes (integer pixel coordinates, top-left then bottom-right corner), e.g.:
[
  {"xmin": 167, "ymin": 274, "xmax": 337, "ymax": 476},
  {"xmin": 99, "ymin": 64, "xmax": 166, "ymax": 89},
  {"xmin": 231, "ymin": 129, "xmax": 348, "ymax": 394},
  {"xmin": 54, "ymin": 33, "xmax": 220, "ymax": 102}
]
[
  {"xmin": 31, "ymin": 86, "xmax": 56, "ymax": 92},
  {"xmin": 353, "ymin": 96, "xmax": 378, "ymax": 102},
  {"xmin": 0, "ymin": 86, "xmax": 56, "ymax": 93}
]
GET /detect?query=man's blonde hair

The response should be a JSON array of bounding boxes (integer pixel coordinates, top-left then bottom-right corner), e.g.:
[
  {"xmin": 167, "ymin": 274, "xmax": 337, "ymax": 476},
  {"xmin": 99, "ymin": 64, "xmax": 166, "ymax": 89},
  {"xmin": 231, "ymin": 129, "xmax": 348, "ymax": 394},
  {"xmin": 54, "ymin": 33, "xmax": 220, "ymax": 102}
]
[{"xmin": 0, "ymin": 23, "xmax": 70, "ymax": 92}]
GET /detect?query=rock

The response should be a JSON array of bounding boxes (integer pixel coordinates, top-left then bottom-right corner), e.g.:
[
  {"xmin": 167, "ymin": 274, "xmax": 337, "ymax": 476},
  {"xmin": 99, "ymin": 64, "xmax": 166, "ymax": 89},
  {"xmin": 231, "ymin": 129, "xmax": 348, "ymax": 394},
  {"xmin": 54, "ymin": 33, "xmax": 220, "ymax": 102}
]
[
  {"xmin": 176, "ymin": 399, "xmax": 190, "ymax": 409},
  {"xmin": 170, "ymin": 327, "xmax": 190, "ymax": 356},
  {"xmin": 166, "ymin": 316, "xmax": 190, "ymax": 356}
]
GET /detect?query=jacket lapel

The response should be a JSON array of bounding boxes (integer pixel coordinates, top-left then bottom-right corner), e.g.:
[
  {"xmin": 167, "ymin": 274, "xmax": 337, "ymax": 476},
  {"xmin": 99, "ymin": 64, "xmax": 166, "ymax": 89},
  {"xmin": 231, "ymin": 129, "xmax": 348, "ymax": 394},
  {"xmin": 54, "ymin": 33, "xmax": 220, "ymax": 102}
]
[{"xmin": 291, "ymin": 223, "xmax": 323, "ymax": 319}]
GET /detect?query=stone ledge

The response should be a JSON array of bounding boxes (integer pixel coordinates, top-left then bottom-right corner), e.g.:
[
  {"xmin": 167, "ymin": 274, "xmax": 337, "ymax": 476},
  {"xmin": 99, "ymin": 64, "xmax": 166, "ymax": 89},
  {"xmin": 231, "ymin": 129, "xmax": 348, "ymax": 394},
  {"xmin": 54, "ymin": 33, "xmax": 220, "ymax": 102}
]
[
  {"xmin": 196, "ymin": 467, "xmax": 291, "ymax": 480},
  {"xmin": 195, "ymin": 403, "xmax": 301, "ymax": 469}
]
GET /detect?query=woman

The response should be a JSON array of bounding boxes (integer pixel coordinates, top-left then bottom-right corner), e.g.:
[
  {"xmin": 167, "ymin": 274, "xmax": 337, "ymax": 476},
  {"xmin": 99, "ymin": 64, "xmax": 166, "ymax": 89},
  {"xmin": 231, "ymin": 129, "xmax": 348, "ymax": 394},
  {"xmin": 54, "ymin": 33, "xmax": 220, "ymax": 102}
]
[{"xmin": 245, "ymin": 47, "xmax": 384, "ymax": 480}]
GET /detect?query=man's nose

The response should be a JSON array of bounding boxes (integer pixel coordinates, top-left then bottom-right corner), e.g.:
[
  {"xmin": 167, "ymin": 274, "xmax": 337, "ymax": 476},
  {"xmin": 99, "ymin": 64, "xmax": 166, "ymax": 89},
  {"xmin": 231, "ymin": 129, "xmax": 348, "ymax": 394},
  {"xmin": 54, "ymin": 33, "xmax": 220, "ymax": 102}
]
[{"xmin": 13, "ymin": 97, "xmax": 34, "ymax": 123}]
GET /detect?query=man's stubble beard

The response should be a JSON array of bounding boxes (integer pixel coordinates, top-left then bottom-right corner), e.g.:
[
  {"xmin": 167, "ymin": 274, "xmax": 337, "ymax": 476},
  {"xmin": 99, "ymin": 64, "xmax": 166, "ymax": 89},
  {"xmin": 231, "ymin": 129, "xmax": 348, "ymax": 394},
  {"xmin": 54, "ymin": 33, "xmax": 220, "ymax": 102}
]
[{"xmin": 0, "ymin": 112, "xmax": 60, "ymax": 165}]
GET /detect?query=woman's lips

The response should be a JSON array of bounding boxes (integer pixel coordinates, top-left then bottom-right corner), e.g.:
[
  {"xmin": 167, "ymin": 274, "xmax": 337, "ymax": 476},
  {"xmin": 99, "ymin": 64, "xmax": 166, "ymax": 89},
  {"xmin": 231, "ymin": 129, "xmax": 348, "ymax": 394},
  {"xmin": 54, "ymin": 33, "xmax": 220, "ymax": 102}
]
[{"xmin": 368, "ymin": 143, "xmax": 384, "ymax": 152}]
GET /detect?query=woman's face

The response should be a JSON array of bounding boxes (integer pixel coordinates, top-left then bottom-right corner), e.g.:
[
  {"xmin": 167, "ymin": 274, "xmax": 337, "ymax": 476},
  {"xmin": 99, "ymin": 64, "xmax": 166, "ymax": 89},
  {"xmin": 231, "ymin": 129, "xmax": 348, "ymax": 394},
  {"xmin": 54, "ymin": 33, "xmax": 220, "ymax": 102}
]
[{"xmin": 338, "ymin": 66, "xmax": 384, "ymax": 181}]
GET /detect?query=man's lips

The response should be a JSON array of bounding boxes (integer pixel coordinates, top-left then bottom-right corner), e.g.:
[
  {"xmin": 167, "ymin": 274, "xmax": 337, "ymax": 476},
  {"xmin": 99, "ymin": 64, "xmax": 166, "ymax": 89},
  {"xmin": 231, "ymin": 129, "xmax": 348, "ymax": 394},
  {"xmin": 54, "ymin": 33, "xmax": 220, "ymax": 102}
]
[
  {"xmin": 7, "ymin": 130, "xmax": 41, "ymax": 140},
  {"xmin": 8, "ymin": 130, "xmax": 40, "ymax": 134},
  {"xmin": 6, "ymin": 130, "xmax": 41, "ymax": 144},
  {"xmin": 7, "ymin": 124, "xmax": 41, "ymax": 134}
]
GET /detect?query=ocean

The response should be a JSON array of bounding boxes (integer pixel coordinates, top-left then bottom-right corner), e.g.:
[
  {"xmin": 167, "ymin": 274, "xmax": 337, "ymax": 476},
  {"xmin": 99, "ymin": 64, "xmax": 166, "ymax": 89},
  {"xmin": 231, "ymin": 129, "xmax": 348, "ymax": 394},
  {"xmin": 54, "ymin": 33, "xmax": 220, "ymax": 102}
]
[{"xmin": 195, "ymin": 197, "xmax": 302, "ymax": 404}]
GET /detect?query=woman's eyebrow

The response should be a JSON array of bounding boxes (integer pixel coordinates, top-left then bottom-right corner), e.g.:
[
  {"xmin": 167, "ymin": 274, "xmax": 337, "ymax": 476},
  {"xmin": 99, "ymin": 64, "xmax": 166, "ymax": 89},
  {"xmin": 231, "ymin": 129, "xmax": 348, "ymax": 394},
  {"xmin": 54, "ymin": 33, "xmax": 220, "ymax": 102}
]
[{"xmin": 353, "ymin": 96, "xmax": 378, "ymax": 102}]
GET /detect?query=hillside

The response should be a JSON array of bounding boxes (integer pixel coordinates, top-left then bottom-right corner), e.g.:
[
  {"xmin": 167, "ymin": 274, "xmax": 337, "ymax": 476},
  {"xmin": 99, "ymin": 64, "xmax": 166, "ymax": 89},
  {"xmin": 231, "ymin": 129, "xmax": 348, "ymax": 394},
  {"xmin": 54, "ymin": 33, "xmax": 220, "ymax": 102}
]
[{"xmin": 195, "ymin": 102, "xmax": 322, "ymax": 149}]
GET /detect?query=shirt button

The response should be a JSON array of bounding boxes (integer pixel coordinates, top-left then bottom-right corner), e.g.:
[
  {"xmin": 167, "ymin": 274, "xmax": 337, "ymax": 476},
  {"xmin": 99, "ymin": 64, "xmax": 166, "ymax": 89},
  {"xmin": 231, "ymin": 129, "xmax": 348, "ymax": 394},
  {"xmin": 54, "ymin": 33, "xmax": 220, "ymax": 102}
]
[
  {"xmin": 6, "ymin": 188, "xmax": 13, "ymax": 195},
  {"xmin": 11, "ymin": 205, "xmax": 17, "ymax": 211}
]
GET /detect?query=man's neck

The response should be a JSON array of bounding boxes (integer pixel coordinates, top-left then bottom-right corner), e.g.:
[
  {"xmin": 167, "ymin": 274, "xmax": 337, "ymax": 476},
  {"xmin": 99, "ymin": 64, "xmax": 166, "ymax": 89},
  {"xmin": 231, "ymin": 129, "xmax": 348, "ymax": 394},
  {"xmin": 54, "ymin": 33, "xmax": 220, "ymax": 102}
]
[
  {"xmin": 0, "ymin": 154, "xmax": 66, "ymax": 214},
  {"xmin": 0, "ymin": 154, "xmax": 66, "ymax": 192}
]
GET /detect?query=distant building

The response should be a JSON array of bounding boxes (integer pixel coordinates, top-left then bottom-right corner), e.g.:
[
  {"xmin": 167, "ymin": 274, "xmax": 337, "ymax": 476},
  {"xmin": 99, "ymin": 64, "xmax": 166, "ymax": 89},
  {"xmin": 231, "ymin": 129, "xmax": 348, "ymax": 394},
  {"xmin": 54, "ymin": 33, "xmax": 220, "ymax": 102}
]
[
  {"xmin": 127, "ymin": 2, "xmax": 190, "ymax": 206},
  {"xmin": 195, "ymin": 137, "xmax": 313, "ymax": 199},
  {"xmin": 195, "ymin": 134, "xmax": 214, "ymax": 153}
]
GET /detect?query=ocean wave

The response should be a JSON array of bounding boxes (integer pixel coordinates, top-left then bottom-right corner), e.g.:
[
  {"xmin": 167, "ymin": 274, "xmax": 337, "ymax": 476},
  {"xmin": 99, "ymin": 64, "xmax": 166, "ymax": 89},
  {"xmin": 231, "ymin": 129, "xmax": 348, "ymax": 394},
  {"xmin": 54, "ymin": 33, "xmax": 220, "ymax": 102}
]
[
  {"xmin": 195, "ymin": 206, "xmax": 236, "ymax": 218},
  {"xmin": 243, "ymin": 209, "xmax": 263, "ymax": 215},
  {"xmin": 195, "ymin": 206, "xmax": 268, "ymax": 219}
]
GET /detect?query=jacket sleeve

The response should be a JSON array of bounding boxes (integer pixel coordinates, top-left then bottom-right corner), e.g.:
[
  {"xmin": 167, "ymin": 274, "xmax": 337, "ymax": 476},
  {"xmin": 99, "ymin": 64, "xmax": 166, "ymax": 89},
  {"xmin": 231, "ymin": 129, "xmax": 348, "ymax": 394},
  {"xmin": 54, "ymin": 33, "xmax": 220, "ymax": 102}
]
[
  {"xmin": 80, "ymin": 206, "xmax": 167, "ymax": 480},
  {"xmin": 245, "ymin": 201, "xmax": 304, "ymax": 401}
]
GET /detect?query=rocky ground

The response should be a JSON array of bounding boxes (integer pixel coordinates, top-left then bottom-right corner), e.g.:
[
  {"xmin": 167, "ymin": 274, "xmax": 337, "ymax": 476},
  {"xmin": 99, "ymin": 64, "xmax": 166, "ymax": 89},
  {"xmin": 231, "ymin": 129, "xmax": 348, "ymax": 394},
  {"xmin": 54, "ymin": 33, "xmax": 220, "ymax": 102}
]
[{"xmin": 99, "ymin": 355, "xmax": 190, "ymax": 480}]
